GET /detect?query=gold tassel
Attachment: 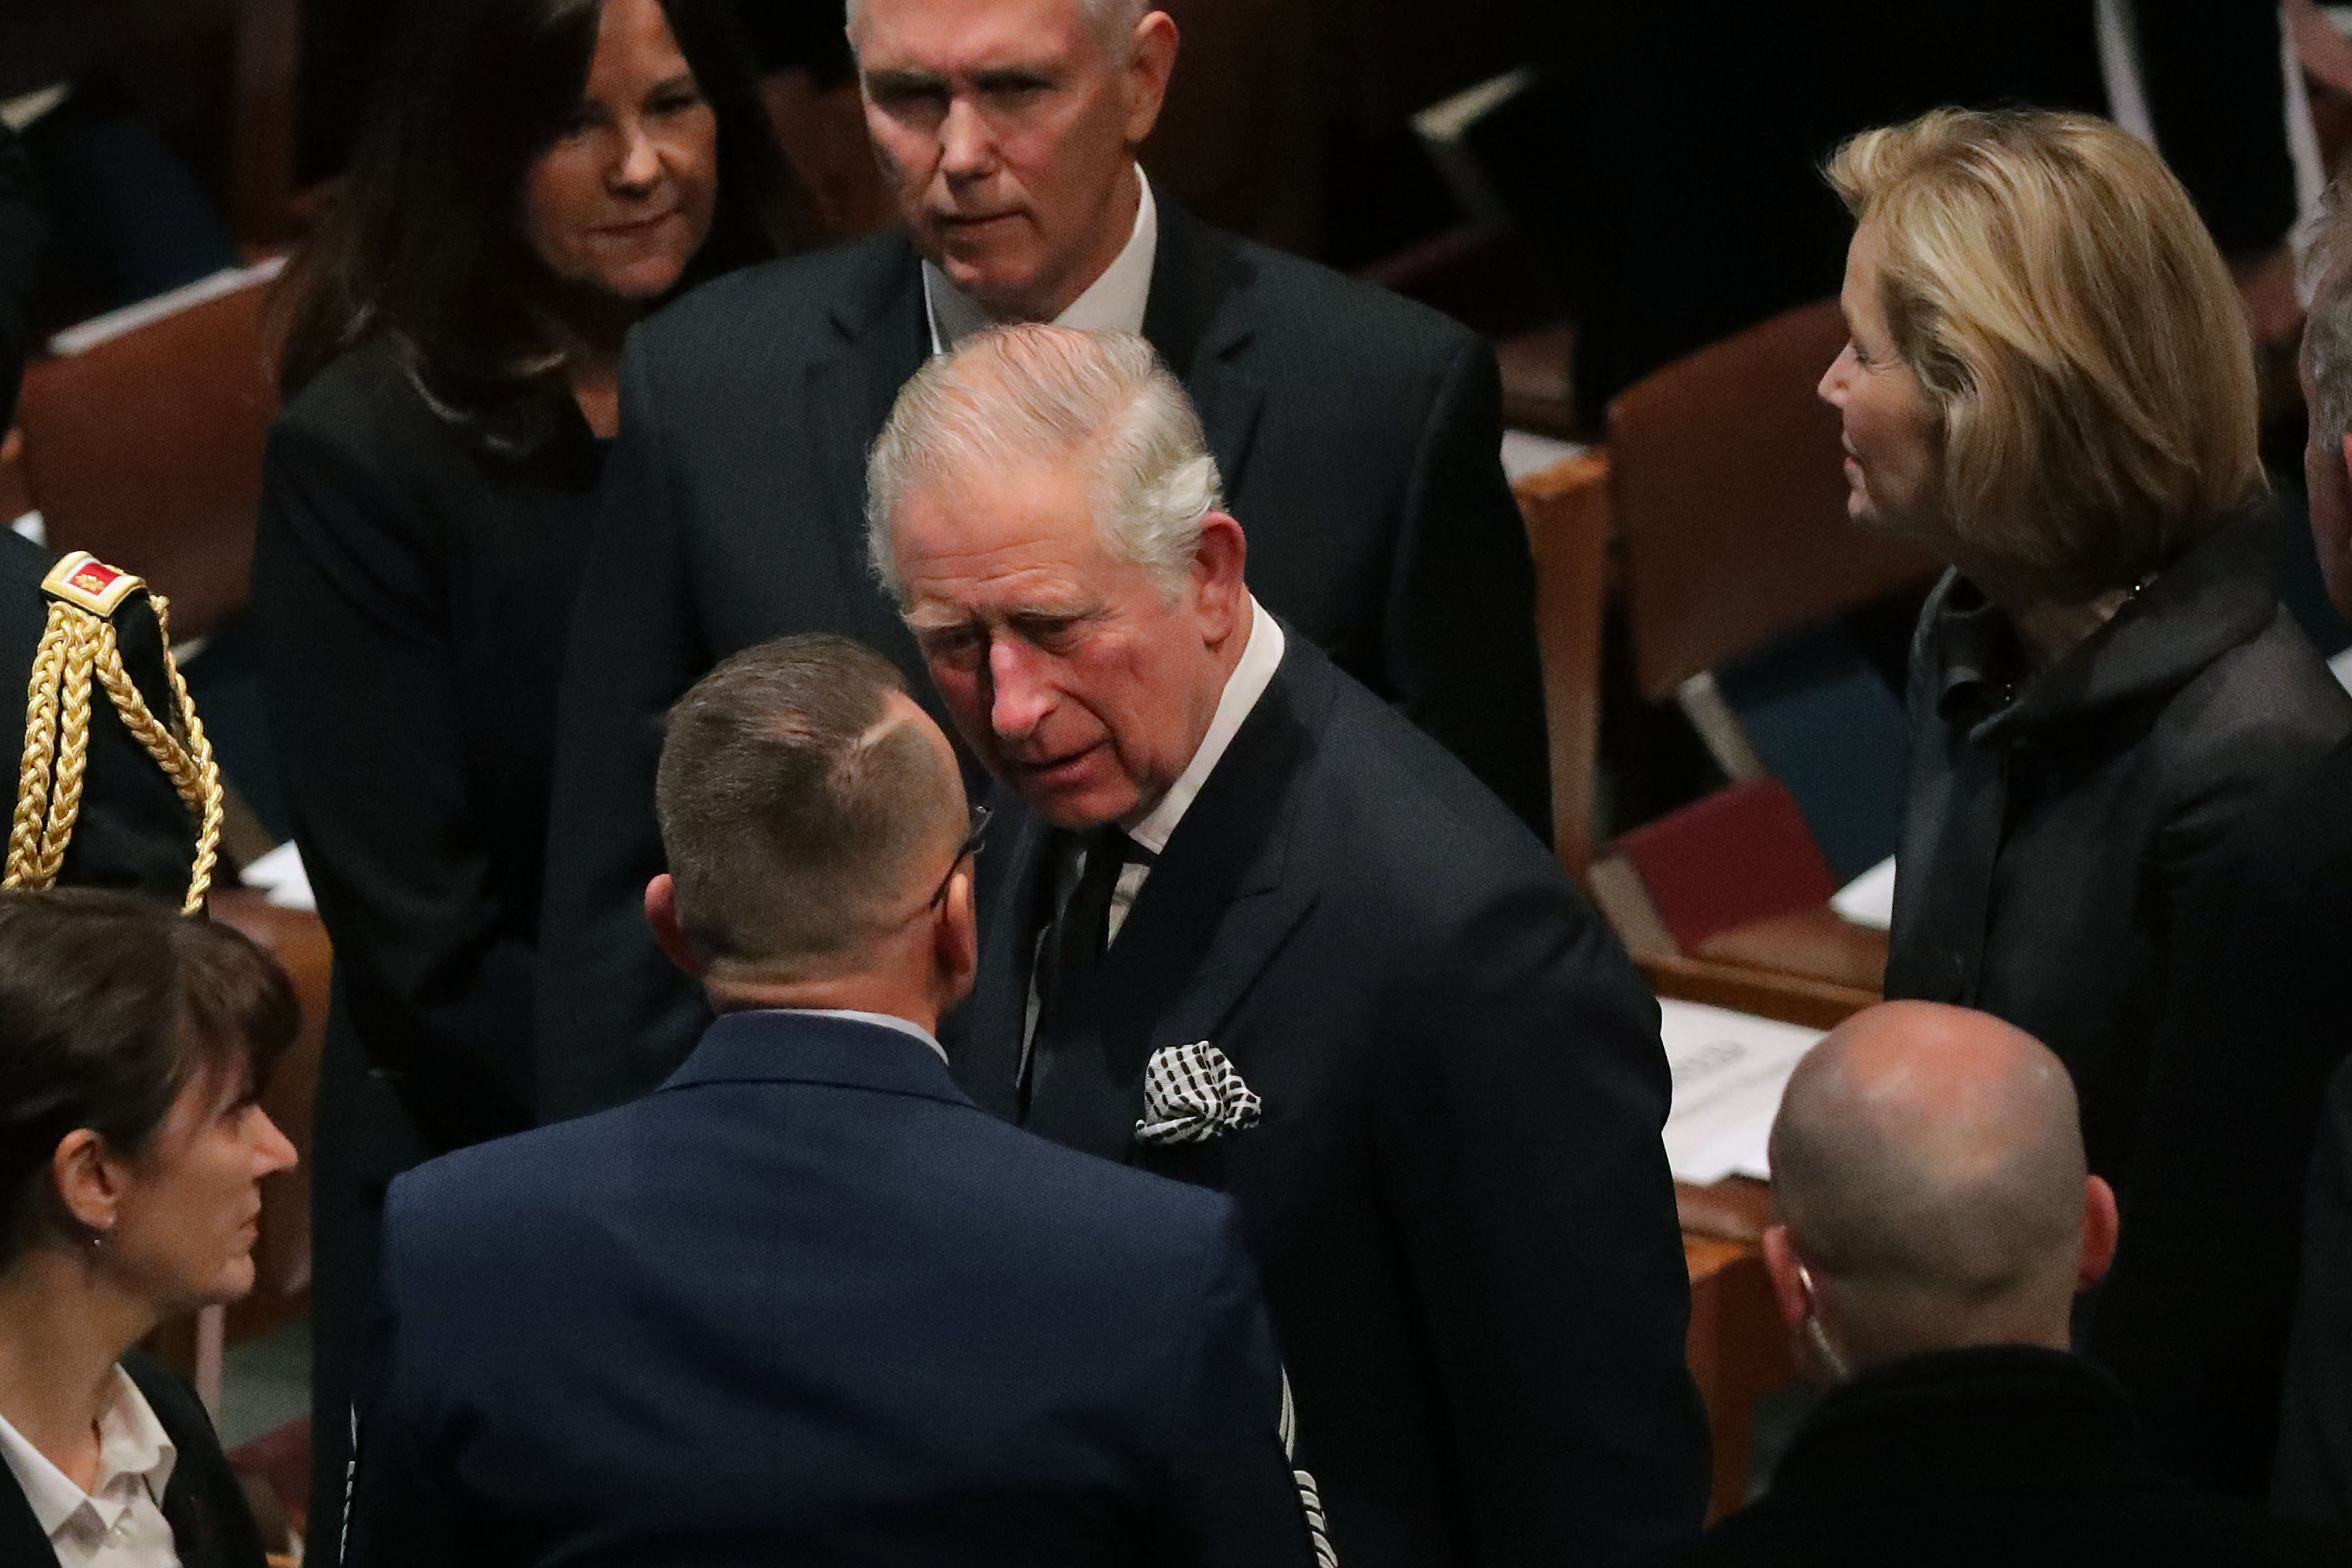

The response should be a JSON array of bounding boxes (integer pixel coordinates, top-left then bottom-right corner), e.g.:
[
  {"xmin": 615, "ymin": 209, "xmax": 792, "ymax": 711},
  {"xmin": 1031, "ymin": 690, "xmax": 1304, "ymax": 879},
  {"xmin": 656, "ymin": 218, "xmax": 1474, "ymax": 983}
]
[{"xmin": 6, "ymin": 586, "xmax": 223, "ymax": 915}]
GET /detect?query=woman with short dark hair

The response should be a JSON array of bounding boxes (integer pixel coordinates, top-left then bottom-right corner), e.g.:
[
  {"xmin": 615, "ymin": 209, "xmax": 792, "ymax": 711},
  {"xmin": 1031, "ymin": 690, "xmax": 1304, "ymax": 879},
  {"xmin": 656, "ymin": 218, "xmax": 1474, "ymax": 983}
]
[
  {"xmin": 251, "ymin": 0, "xmax": 802, "ymax": 1539},
  {"xmin": 0, "ymin": 888, "xmax": 299, "ymax": 1568}
]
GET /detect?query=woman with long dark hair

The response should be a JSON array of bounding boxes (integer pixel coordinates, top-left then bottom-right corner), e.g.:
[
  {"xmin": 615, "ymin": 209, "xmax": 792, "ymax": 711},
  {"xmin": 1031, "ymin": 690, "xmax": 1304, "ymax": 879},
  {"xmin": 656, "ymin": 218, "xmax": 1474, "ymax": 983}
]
[{"xmin": 251, "ymin": 0, "xmax": 799, "ymax": 1542}]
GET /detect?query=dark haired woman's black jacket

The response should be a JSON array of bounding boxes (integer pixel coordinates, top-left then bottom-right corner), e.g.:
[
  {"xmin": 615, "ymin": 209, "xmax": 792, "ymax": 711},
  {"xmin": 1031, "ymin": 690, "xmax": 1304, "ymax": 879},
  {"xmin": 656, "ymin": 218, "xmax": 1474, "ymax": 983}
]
[
  {"xmin": 251, "ymin": 335, "xmax": 604, "ymax": 1554},
  {"xmin": 1884, "ymin": 514, "xmax": 2352, "ymax": 1188},
  {"xmin": 1, "ymin": 1350, "xmax": 269, "ymax": 1568}
]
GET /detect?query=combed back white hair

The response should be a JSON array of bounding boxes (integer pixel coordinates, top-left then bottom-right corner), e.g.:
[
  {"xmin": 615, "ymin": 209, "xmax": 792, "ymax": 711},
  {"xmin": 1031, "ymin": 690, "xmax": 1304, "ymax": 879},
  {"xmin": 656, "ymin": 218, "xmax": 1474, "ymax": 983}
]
[
  {"xmin": 843, "ymin": 0, "xmax": 1150, "ymax": 60},
  {"xmin": 866, "ymin": 325, "xmax": 1224, "ymax": 603},
  {"xmin": 2308, "ymin": 173, "xmax": 2352, "ymax": 443}
]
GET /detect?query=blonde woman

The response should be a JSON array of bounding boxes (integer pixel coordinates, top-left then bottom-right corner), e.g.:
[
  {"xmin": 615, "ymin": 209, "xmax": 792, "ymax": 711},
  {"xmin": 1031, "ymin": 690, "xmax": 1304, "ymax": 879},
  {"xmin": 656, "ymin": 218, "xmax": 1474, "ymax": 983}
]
[{"xmin": 1817, "ymin": 108, "xmax": 2352, "ymax": 1188}]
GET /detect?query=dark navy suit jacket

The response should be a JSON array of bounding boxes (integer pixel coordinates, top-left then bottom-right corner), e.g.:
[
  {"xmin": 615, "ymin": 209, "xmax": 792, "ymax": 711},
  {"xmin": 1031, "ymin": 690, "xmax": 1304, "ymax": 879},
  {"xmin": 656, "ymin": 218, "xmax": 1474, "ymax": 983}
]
[
  {"xmin": 345, "ymin": 1010, "xmax": 1317, "ymax": 1568},
  {"xmin": 958, "ymin": 632, "xmax": 1710, "ymax": 1567}
]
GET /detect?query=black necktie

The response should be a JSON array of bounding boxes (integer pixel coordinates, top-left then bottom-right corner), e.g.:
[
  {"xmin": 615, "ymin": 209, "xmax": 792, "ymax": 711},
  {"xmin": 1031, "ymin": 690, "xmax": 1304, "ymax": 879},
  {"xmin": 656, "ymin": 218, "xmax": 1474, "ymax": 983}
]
[{"xmin": 1037, "ymin": 829, "xmax": 1146, "ymax": 1034}]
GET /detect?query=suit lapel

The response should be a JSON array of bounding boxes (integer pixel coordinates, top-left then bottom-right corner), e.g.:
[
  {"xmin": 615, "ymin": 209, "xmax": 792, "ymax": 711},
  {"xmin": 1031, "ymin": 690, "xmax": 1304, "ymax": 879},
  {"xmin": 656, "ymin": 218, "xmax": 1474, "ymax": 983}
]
[
  {"xmin": 1024, "ymin": 640, "xmax": 1334, "ymax": 1162},
  {"xmin": 0, "ymin": 1475, "xmax": 51, "ymax": 1566},
  {"xmin": 806, "ymin": 240, "xmax": 929, "ymax": 606},
  {"xmin": 1145, "ymin": 202, "xmax": 1265, "ymax": 501}
]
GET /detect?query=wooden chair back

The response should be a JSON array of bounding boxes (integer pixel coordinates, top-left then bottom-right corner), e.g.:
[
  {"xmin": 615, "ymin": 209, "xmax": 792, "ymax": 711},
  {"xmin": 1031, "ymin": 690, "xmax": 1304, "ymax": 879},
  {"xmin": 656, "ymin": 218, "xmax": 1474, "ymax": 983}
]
[
  {"xmin": 1607, "ymin": 298, "xmax": 1940, "ymax": 702},
  {"xmin": 1515, "ymin": 449, "xmax": 1611, "ymax": 880},
  {"xmin": 15, "ymin": 274, "xmax": 279, "ymax": 643}
]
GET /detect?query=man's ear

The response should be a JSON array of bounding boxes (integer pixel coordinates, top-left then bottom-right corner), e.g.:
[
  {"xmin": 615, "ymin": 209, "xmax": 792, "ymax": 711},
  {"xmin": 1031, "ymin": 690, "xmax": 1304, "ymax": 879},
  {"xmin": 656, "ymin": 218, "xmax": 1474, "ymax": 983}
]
[
  {"xmin": 1191, "ymin": 512, "xmax": 1249, "ymax": 642},
  {"xmin": 2078, "ymin": 1173, "xmax": 2120, "ymax": 1293},
  {"xmin": 1121, "ymin": 11, "xmax": 1179, "ymax": 145},
  {"xmin": 936, "ymin": 863, "xmax": 980, "ymax": 1014},
  {"xmin": 643, "ymin": 874, "xmax": 706, "ymax": 979},
  {"xmin": 1760, "ymin": 1224, "xmax": 1812, "ymax": 1330}
]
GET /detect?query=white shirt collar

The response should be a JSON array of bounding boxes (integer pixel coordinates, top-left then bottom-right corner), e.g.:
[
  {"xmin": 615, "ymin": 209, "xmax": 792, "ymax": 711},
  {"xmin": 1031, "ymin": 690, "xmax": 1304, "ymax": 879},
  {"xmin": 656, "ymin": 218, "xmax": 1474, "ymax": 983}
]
[
  {"xmin": 923, "ymin": 166, "xmax": 1158, "ymax": 353},
  {"xmin": 1124, "ymin": 597, "xmax": 1285, "ymax": 856},
  {"xmin": 0, "ymin": 1364, "xmax": 177, "ymax": 1543},
  {"xmin": 791, "ymin": 1008, "xmax": 950, "ymax": 1067}
]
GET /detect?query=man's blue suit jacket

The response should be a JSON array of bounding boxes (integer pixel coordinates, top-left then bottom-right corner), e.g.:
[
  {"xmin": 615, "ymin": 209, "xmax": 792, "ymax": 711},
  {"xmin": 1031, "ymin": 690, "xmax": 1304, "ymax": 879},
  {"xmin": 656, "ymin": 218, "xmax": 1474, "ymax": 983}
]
[{"xmin": 343, "ymin": 1010, "xmax": 1317, "ymax": 1568}]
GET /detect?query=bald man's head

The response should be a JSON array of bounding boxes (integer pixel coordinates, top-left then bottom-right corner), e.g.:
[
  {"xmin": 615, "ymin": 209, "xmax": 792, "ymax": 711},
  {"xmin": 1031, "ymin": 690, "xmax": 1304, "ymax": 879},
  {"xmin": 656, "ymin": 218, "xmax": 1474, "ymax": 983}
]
[{"xmin": 1768, "ymin": 1002, "xmax": 2108, "ymax": 1369}]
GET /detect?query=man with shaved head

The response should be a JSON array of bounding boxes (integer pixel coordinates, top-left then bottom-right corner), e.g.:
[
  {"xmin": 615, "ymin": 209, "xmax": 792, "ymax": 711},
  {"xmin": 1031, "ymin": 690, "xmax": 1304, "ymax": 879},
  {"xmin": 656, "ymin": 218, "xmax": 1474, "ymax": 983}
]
[
  {"xmin": 1662, "ymin": 1001, "xmax": 2336, "ymax": 1566},
  {"xmin": 343, "ymin": 634, "xmax": 1326, "ymax": 1565}
]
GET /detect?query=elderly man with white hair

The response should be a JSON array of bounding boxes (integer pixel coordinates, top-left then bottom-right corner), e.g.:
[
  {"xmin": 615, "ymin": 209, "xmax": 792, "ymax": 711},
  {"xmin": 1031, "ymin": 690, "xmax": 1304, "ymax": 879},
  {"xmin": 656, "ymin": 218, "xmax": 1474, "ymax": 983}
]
[
  {"xmin": 1661, "ymin": 1001, "xmax": 2338, "ymax": 1567},
  {"xmin": 534, "ymin": 0, "xmax": 1552, "ymax": 1123},
  {"xmin": 872, "ymin": 323, "xmax": 1709, "ymax": 1568},
  {"xmin": 2088, "ymin": 174, "xmax": 2352, "ymax": 1510}
]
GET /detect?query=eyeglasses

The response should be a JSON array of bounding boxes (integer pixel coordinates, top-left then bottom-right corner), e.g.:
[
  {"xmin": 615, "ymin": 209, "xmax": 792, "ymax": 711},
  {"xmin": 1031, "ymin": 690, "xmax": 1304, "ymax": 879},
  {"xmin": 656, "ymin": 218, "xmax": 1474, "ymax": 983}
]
[{"xmin": 928, "ymin": 804, "xmax": 993, "ymax": 908}]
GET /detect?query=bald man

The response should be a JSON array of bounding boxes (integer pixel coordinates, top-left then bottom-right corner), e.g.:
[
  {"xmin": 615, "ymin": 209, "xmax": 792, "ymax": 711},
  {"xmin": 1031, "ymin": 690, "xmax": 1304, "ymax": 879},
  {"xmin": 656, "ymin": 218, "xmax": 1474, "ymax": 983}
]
[{"xmin": 1659, "ymin": 1002, "xmax": 2338, "ymax": 1567}]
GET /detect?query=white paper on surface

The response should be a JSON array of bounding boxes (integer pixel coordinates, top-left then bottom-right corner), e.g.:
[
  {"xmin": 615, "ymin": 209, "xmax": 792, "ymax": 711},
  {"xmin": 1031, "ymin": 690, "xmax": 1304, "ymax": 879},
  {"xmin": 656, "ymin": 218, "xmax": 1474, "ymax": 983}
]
[
  {"xmin": 1500, "ymin": 430, "xmax": 1586, "ymax": 482},
  {"xmin": 240, "ymin": 838, "xmax": 316, "ymax": 913},
  {"xmin": 2330, "ymin": 645, "xmax": 2351, "ymax": 698},
  {"xmin": 1831, "ymin": 855, "xmax": 1897, "ymax": 932},
  {"xmin": 1660, "ymin": 999, "xmax": 1824, "ymax": 1184}
]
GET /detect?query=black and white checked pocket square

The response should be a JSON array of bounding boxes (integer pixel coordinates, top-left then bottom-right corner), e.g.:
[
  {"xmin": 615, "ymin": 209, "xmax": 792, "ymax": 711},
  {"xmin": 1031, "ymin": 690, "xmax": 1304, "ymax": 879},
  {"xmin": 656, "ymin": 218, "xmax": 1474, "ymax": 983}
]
[{"xmin": 1135, "ymin": 1041, "xmax": 1262, "ymax": 1145}]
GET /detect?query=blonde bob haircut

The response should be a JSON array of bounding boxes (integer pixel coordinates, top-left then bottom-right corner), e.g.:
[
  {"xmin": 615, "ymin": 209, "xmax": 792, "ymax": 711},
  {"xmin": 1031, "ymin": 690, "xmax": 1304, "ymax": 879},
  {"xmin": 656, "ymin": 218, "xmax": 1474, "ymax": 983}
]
[{"xmin": 1828, "ymin": 108, "xmax": 2264, "ymax": 597}]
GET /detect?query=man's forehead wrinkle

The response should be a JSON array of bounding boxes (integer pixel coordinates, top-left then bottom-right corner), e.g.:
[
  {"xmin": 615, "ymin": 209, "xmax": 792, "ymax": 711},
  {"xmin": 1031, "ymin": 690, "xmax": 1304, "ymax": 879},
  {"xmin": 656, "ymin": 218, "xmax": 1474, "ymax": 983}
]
[{"xmin": 857, "ymin": 3, "xmax": 1089, "ymax": 77}]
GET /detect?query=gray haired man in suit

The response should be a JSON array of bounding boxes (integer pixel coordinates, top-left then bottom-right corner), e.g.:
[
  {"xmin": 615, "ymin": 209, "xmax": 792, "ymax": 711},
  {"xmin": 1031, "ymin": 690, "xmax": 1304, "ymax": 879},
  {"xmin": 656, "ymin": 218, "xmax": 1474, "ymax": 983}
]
[{"xmin": 871, "ymin": 322, "xmax": 1709, "ymax": 1568}]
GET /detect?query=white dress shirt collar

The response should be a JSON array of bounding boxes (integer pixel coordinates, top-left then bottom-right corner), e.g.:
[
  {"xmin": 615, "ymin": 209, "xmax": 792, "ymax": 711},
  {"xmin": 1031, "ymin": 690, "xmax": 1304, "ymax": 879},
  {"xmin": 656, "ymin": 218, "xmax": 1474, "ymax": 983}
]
[
  {"xmin": 1124, "ymin": 597, "xmax": 1285, "ymax": 856},
  {"xmin": 0, "ymin": 1363, "xmax": 178, "ymax": 1565},
  {"xmin": 923, "ymin": 166, "xmax": 1158, "ymax": 353},
  {"xmin": 791, "ymin": 1008, "xmax": 950, "ymax": 1067}
]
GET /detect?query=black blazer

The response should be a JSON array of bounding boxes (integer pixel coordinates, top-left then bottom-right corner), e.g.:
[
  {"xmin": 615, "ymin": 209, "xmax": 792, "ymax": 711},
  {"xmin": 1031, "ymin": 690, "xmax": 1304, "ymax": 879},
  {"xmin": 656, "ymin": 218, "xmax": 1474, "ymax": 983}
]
[
  {"xmin": 1, "ymin": 1350, "xmax": 269, "ymax": 1568},
  {"xmin": 1884, "ymin": 518, "xmax": 2352, "ymax": 1184},
  {"xmin": 1652, "ymin": 1346, "xmax": 2340, "ymax": 1568},
  {"xmin": 346, "ymin": 1010, "xmax": 1319, "ymax": 1568},
  {"xmin": 253, "ymin": 335, "xmax": 606, "ymax": 1565},
  {"xmin": 2275, "ymin": 1052, "xmax": 2352, "ymax": 1528},
  {"xmin": 534, "ymin": 201, "xmax": 1551, "ymax": 1119},
  {"xmin": 956, "ymin": 632, "xmax": 1708, "ymax": 1568},
  {"xmin": 0, "ymin": 530, "xmax": 199, "ymax": 899},
  {"xmin": 2086, "ymin": 739, "xmax": 2352, "ymax": 1498}
]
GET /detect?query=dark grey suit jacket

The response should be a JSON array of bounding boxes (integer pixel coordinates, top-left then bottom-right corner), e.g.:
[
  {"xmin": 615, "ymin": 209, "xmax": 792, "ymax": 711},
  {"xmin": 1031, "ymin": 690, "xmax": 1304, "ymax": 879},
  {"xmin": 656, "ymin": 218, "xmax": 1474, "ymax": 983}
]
[
  {"xmin": 958, "ymin": 632, "xmax": 1707, "ymax": 1568},
  {"xmin": 1884, "ymin": 517, "xmax": 2352, "ymax": 1184},
  {"xmin": 536, "ymin": 202, "xmax": 1549, "ymax": 1120},
  {"xmin": 2276, "ymin": 1051, "xmax": 2352, "ymax": 1528}
]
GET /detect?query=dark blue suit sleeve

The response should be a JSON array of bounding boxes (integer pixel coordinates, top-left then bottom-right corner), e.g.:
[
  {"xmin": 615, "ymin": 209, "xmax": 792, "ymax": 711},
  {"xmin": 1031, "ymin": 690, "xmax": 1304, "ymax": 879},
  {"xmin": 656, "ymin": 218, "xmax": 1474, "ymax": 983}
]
[
  {"xmin": 1385, "ymin": 334, "xmax": 1553, "ymax": 845},
  {"xmin": 1161, "ymin": 1211, "xmax": 1321, "ymax": 1568},
  {"xmin": 535, "ymin": 331, "xmax": 713, "ymax": 1120},
  {"xmin": 344, "ymin": 1187, "xmax": 474, "ymax": 1568},
  {"xmin": 1380, "ymin": 882, "xmax": 1709, "ymax": 1565}
]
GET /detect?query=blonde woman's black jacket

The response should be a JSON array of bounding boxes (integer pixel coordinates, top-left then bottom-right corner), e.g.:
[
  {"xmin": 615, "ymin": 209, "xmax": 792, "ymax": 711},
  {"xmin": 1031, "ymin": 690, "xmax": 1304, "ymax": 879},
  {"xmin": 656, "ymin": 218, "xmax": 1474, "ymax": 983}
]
[{"xmin": 1883, "ymin": 514, "xmax": 2352, "ymax": 1185}]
